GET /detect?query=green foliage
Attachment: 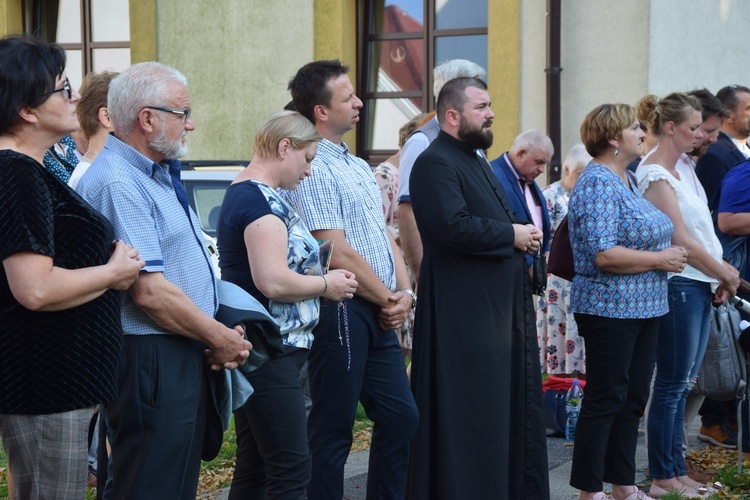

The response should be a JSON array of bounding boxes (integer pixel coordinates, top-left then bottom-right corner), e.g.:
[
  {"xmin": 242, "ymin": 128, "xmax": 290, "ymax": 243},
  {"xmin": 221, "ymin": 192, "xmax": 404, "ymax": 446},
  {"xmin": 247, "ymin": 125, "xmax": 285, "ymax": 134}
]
[
  {"xmin": 353, "ymin": 401, "xmax": 373, "ymax": 433},
  {"xmin": 0, "ymin": 409, "xmax": 374, "ymax": 498},
  {"xmin": 202, "ymin": 417, "xmax": 238, "ymax": 471},
  {"xmin": 711, "ymin": 463, "xmax": 750, "ymax": 498},
  {"xmin": 0, "ymin": 443, "xmax": 7, "ymax": 499}
]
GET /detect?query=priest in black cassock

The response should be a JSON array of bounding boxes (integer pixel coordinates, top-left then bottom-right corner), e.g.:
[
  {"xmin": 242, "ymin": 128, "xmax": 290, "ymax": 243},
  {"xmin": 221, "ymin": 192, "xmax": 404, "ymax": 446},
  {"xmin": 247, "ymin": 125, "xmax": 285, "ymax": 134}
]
[{"xmin": 406, "ymin": 76, "xmax": 550, "ymax": 500}]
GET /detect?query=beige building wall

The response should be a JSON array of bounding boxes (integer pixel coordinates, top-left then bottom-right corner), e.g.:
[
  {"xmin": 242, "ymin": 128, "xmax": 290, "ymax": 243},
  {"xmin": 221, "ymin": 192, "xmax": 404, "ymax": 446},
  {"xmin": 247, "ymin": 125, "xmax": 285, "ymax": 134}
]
[
  {"xmin": 648, "ymin": 0, "xmax": 750, "ymax": 95},
  {"xmin": 514, "ymin": 1, "xmax": 651, "ymax": 184},
  {"xmin": 486, "ymin": 0, "xmax": 520, "ymax": 161},
  {"xmin": 153, "ymin": 0, "xmax": 315, "ymax": 160},
  {"xmin": 558, "ymin": 1, "xmax": 649, "ymax": 167}
]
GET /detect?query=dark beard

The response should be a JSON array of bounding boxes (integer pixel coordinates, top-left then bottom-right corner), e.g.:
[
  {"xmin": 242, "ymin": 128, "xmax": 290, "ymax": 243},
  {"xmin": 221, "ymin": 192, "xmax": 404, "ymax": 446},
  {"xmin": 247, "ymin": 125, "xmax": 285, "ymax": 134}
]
[{"xmin": 458, "ymin": 119, "xmax": 493, "ymax": 150}]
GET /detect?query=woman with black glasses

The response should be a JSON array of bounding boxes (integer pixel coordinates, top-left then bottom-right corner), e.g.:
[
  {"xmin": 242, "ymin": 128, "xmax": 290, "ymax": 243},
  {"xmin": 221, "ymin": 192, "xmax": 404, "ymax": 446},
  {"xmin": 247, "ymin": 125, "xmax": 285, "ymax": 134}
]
[{"xmin": 0, "ymin": 35, "xmax": 144, "ymax": 498}]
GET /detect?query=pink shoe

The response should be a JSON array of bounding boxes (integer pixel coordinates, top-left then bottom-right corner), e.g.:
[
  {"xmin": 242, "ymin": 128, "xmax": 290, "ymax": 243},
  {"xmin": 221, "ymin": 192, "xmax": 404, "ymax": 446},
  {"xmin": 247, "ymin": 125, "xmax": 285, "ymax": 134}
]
[{"xmin": 611, "ymin": 486, "xmax": 655, "ymax": 500}]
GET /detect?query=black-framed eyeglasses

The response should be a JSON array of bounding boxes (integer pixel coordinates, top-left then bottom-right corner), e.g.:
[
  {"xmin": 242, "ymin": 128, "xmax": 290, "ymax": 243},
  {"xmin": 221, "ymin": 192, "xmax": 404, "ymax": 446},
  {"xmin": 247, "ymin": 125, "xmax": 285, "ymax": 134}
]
[
  {"xmin": 41, "ymin": 78, "xmax": 72, "ymax": 101},
  {"xmin": 144, "ymin": 105, "xmax": 191, "ymax": 123}
]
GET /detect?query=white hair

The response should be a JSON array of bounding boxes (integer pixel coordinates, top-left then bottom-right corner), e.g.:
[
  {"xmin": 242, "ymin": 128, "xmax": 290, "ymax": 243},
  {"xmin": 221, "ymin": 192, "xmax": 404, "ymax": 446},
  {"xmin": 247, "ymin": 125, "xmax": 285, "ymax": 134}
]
[
  {"xmin": 563, "ymin": 144, "xmax": 591, "ymax": 174},
  {"xmin": 433, "ymin": 59, "xmax": 487, "ymax": 97},
  {"xmin": 510, "ymin": 129, "xmax": 554, "ymax": 157},
  {"xmin": 108, "ymin": 62, "xmax": 187, "ymax": 137}
]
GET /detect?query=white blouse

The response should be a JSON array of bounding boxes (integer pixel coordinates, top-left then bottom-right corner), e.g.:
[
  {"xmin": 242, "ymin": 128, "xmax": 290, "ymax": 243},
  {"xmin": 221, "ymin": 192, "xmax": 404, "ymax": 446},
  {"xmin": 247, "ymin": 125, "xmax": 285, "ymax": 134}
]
[{"xmin": 637, "ymin": 163, "xmax": 722, "ymax": 287}]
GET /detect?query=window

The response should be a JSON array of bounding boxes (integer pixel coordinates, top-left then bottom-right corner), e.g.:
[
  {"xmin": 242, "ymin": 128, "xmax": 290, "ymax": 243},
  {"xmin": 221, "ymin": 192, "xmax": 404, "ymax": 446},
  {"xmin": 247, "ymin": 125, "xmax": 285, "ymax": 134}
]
[
  {"xmin": 23, "ymin": 0, "xmax": 130, "ymax": 88},
  {"xmin": 358, "ymin": 0, "xmax": 488, "ymax": 164}
]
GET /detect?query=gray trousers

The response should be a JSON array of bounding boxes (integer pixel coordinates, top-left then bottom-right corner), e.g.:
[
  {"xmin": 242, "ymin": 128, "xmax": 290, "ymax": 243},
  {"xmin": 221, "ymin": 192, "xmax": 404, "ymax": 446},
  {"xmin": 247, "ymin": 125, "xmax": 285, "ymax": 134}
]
[{"xmin": 0, "ymin": 406, "xmax": 95, "ymax": 499}]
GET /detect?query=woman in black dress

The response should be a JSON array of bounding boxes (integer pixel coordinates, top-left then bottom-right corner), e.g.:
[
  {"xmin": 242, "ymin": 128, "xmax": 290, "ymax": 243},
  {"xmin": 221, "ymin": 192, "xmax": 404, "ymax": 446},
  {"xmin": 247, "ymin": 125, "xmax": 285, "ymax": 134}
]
[{"xmin": 0, "ymin": 35, "xmax": 144, "ymax": 499}]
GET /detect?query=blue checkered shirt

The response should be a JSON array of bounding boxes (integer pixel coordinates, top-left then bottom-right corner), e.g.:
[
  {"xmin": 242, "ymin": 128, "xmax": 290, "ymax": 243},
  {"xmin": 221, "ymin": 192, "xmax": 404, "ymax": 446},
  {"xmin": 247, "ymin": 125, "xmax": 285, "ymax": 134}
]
[
  {"xmin": 77, "ymin": 134, "xmax": 218, "ymax": 335},
  {"xmin": 281, "ymin": 139, "xmax": 396, "ymax": 291}
]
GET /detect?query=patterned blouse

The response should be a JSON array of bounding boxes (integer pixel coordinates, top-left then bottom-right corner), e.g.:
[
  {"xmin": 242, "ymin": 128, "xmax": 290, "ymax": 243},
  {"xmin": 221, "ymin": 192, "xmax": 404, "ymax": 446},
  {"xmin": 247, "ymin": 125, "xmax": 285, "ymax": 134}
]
[
  {"xmin": 43, "ymin": 134, "xmax": 79, "ymax": 183},
  {"xmin": 541, "ymin": 180, "xmax": 570, "ymax": 243},
  {"xmin": 569, "ymin": 163, "xmax": 673, "ymax": 319},
  {"xmin": 372, "ymin": 160, "xmax": 399, "ymax": 239},
  {"xmin": 218, "ymin": 180, "xmax": 323, "ymax": 349}
]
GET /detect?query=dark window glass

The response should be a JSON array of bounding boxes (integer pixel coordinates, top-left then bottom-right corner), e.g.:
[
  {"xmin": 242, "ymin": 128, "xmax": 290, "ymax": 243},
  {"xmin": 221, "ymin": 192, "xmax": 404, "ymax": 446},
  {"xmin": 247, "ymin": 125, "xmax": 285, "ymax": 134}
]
[
  {"xmin": 370, "ymin": 0, "xmax": 424, "ymax": 32},
  {"xmin": 434, "ymin": 34, "xmax": 488, "ymax": 72},
  {"xmin": 434, "ymin": 0, "xmax": 487, "ymax": 30}
]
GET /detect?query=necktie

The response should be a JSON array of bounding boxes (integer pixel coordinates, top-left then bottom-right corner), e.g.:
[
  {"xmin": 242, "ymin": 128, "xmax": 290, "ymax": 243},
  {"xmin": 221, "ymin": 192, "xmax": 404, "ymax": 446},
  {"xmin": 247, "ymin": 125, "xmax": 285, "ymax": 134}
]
[{"xmin": 164, "ymin": 159, "xmax": 191, "ymax": 218}]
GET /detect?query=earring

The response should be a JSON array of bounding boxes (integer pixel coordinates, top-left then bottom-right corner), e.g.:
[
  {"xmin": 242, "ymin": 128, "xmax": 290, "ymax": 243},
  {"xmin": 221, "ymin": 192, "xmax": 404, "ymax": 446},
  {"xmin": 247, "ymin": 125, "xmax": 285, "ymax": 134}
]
[{"xmin": 614, "ymin": 148, "xmax": 619, "ymax": 157}]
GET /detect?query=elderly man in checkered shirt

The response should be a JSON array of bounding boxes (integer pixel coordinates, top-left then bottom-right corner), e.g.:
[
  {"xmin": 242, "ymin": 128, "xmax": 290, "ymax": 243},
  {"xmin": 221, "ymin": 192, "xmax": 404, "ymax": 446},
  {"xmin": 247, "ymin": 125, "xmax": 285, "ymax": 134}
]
[{"xmin": 77, "ymin": 62, "xmax": 252, "ymax": 499}]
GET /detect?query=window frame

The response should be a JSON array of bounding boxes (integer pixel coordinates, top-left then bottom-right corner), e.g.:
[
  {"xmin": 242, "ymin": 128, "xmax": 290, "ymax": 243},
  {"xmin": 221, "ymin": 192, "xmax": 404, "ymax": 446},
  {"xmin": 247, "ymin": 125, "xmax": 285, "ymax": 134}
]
[
  {"xmin": 24, "ymin": 0, "xmax": 130, "ymax": 81},
  {"xmin": 357, "ymin": 0, "xmax": 487, "ymax": 164}
]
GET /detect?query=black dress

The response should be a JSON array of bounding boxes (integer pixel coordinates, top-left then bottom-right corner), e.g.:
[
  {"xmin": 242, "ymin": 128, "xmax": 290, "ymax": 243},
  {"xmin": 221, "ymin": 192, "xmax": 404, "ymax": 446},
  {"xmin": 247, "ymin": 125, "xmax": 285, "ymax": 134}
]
[
  {"xmin": 406, "ymin": 132, "xmax": 549, "ymax": 500},
  {"xmin": 0, "ymin": 150, "xmax": 122, "ymax": 415}
]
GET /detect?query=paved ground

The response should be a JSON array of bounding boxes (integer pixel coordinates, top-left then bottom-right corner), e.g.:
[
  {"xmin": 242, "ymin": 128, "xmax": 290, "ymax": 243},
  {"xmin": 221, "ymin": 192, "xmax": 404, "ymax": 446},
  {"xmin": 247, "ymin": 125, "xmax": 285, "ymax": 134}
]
[{"xmin": 204, "ymin": 417, "xmax": 717, "ymax": 500}]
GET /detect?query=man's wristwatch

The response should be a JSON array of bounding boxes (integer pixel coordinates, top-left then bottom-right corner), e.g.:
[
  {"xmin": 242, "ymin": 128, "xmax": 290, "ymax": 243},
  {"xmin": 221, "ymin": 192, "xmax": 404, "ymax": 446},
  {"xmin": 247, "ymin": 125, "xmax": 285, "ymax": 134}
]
[{"xmin": 399, "ymin": 289, "xmax": 417, "ymax": 310}]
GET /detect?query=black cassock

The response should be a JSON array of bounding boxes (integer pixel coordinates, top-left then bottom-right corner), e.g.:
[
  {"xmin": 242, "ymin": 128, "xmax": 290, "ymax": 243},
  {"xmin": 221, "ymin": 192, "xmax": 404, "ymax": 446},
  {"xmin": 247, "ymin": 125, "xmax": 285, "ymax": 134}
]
[{"xmin": 406, "ymin": 131, "xmax": 549, "ymax": 500}]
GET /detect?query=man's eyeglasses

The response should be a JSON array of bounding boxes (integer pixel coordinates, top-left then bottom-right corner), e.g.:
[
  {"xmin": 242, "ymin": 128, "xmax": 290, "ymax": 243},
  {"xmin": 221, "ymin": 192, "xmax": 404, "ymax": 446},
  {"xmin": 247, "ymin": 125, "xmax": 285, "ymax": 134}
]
[
  {"xmin": 144, "ymin": 106, "xmax": 192, "ymax": 123},
  {"xmin": 41, "ymin": 78, "xmax": 72, "ymax": 101}
]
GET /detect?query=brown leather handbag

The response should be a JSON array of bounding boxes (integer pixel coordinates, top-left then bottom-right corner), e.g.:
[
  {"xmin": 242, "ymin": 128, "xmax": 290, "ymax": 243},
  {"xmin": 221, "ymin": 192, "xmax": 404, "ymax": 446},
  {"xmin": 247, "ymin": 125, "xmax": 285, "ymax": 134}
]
[{"xmin": 547, "ymin": 215, "xmax": 575, "ymax": 281}]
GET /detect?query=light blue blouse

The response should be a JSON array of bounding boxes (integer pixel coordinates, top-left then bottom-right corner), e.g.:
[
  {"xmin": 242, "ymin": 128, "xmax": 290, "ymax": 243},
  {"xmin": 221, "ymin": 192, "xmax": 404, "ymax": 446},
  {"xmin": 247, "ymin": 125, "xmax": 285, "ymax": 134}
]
[{"xmin": 569, "ymin": 163, "xmax": 673, "ymax": 319}]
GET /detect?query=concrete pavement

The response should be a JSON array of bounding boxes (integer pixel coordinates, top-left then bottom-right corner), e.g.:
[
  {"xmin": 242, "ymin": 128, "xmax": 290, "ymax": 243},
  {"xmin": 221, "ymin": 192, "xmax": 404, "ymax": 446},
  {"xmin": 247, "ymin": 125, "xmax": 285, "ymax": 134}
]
[{"xmin": 203, "ymin": 417, "xmax": 715, "ymax": 499}]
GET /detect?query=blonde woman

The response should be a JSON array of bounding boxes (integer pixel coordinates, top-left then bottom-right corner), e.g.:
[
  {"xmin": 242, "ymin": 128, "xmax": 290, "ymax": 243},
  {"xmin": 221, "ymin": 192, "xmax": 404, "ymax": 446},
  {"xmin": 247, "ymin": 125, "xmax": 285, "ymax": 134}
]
[
  {"xmin": 636, "ymin": 93, "xmax": 738, "ymax": 498},
  {"xmin": 217, "ymin": 111, "xmax": 357, "ymax": 499}
]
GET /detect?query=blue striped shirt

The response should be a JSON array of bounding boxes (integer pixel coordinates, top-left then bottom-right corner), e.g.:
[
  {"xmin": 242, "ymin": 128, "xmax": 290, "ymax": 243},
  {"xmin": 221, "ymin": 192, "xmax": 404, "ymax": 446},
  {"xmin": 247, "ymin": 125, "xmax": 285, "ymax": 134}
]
[
  {"xmin": 281, "ymin": 139, "xmax": 396, "ymax": 291},
  {"xmin": 77, "ymin": 134, "xmax": 218, "ymax": 335}
]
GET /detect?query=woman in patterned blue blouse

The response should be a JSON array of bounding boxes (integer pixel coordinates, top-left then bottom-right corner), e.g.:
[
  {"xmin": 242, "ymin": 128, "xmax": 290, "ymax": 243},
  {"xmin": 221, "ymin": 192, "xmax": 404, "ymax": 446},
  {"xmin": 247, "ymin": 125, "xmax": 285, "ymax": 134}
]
[
  {"xmin": 567, "ymin": 103, "xmax": 688, "ymax": 500},
  {"xmin": 217, "ymin": 111, "xmax": 358, "ymax": 499}
]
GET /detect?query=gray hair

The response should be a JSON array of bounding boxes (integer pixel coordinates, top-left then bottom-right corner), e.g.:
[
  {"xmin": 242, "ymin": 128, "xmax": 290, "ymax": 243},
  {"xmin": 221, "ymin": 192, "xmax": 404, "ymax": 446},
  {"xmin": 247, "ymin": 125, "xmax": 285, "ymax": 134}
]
[
  {"xmin": 562, "ymin": 144, "xmax": 591, "ymax": 174},
  {"xmin": 510, "ymin": 129, "xmax": 554, "ymax": 157},
  {"xmin": 433, "ymin": 59, "xmax": 487, "ymax": 97},
  {"xmin": 108, "ymin": 62, "xmax": 188, "ymax": 137}
]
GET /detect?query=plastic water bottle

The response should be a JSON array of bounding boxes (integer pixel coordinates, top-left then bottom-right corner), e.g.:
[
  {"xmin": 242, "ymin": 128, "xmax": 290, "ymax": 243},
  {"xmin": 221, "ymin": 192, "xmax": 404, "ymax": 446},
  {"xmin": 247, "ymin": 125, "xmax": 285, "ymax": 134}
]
[{"xmin": 565, "ymin": 379, "xmax": 583, "ymax": 441}]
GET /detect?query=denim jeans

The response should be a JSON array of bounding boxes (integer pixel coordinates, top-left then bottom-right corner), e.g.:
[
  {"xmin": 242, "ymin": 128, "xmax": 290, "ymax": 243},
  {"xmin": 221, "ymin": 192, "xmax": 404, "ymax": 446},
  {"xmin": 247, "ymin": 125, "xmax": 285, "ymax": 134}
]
[{"xmin": 647, "ymin": 277, "xmax": 712, "ymax": 479}]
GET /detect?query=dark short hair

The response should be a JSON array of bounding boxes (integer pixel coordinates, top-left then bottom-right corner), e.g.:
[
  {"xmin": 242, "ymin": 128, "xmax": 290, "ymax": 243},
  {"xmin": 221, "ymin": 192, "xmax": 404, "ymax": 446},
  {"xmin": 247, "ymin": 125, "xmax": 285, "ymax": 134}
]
[
  {"xmin": 0, "ymin": 35, "xmax": 67, "ymax": 134},
  {"xmin": 688, "ymin": 88, "xmax": 729, "ymax": 120},
  {"xmin": 77, "ymin": 71, "xmax": 118, "ymax": 139},
  {"xmin": 288, "ymin": 60, "xmax": 349, "ymax": 123},
  {"xmin": 435, "ymin": 77, "xmax": 488, "ymax": 125},
  {"xmin": 717, "ymin": 84, "xmax": 750, "ymax": 113}
]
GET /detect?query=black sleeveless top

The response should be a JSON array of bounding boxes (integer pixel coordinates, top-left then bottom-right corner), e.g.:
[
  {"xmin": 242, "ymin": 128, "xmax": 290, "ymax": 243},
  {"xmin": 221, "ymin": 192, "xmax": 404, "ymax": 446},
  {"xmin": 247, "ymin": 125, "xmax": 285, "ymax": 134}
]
[{"xmin": 0, "ymin": 150, "xmax": 122, "ymax": 414}]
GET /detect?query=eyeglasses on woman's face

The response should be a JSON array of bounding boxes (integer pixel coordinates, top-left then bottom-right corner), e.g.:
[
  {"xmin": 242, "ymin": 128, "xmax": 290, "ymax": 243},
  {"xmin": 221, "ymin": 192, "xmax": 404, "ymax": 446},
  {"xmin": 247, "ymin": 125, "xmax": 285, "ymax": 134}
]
[{"xmin": 40, "ymin": 78, "xmax": 72, "ymax": 101}]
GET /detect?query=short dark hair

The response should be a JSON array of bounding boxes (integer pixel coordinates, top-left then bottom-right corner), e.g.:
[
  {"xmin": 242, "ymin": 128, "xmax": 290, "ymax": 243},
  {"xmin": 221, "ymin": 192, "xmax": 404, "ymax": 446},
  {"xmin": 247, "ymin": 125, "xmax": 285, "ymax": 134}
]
[
  {"xmin": 288, "ymin": 60, "xmax": 349, "ymax": 123},
  {"xmin": 435, "ymin": 77, "xmax": 488, "ymax": 125},
  {"xmin": 716, "ymin": 84, "xmax": 750, "ymax": 113},
  {"xmin": 688, "ymin": 88, "xmax": 730, "ymax": 120},
  {"xmin": 0, "ymin": 35, "xmax": 67, "ymax": 134}
]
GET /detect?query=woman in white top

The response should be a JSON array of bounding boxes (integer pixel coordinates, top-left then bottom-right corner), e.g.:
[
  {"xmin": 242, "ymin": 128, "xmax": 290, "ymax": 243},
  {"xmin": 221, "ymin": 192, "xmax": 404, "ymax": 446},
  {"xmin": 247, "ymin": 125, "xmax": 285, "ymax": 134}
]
[{"xmin": 636, "ymin": 93, "xmax": 740, "ymax": 498}]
